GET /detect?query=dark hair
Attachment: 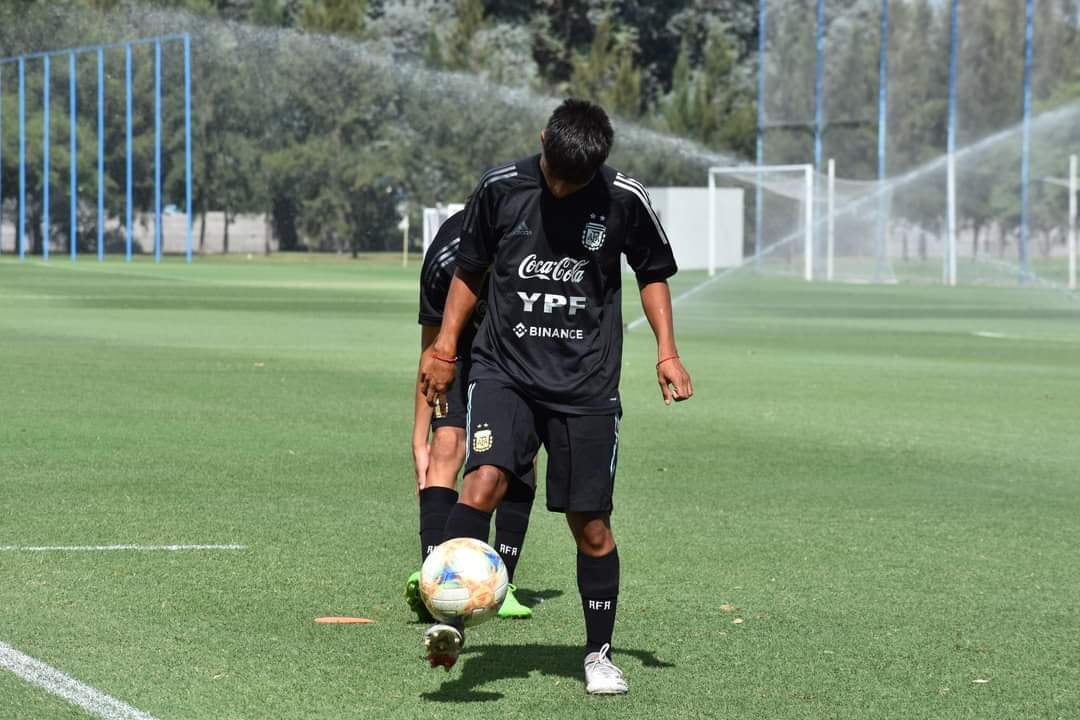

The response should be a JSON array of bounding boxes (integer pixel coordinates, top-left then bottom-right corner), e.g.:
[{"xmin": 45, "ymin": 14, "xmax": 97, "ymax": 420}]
[{"xmin": 542, "ymin": 98, "xmax": 614, "ymax": 185}]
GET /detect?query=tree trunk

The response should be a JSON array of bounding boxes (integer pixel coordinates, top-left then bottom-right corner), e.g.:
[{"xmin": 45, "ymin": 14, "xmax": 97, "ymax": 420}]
[
  {"xmin": 223, "ymin": 209, "xmax": 230, "ymax": 255},
  {"xmin": 29, "ymin": 205, "xmax": 42, "ymax": 257},
  {"xmin": 196, "ymin": 183, "xmax": 206, "ymax": 253},
  {"xmin": 271, "ymin": 193, "xmax": 299, "ymax": 251},
  {"xmin": 67, "ymin": 211, "xmax": 76, "ymax": 255}
]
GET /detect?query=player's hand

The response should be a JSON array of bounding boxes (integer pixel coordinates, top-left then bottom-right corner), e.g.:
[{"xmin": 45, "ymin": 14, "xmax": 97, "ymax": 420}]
[
  {"xmin": 412, "ymin": 442, "xmax": 430, "ymax": 495},
  {"xmin": 657, "ymin": 356, "xmax": 693, "ymax": 405},
  {"xmin": 419, "ymin": 346, "xmax": 456, "ymax": 410}
]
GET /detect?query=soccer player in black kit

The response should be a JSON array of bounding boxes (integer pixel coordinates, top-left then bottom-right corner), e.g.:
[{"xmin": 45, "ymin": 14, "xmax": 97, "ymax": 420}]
[
  {"xmin": 419, "ymin": 99, "xmax": 693, "ymax": 694},
  {"xmin": 407, "ymin": 209, "xmax": 534, "ymax": 621}
]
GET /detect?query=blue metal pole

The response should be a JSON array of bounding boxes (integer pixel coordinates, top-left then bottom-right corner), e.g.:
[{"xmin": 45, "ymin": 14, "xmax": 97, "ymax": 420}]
[
  {"xmin": 755, "ymin": 0, "xmax": 766, "ymax": 269},
  {"xmin": 814, "ymin": 0, "xmax": 825, "ymax": 172},
  {"xmin": 0, "ymin": 35, "xmax": 188, "ymax": 65},
  {"xmin": 154, "ymin": 40, "xmax": 161, "ymax": 263},
  {"xmin": 947, "ymin": 0, "xmax": 958, "ymax": 176},
  {"xmin": 70, "ymin": 52, "xmax": 77, "ymax": 262},
  {"xmin": 1019, "ymin": 0, "xmax": 1034, "ymax": 285},
  {"xmin": 813, "ymin": 0, "xmax": 826, "ymax": 277},
  {"xmin": 875, "ymin": 0, "xmax": 889, "ymax": 283},
  {"xmin": 42, "ymin": 54, "xmax": 50, "ymax": 261},
  {"xmin": 946, "ymin": 0, "xmax": 959, "ymax": 285},
  {"xmin": 184, "ymin": 33, "xmax": 192, "ymax": 264},
  {"xmin": 97, "ymin": 48, "xmax": 104, "ymax": 261},
  {"xmin": 0, "ymin": 67, "xmax": 4, "ymax": 255},
  {"xmin": 125, "ymin": 44, "xmax": 132, "ymax": 262},
  {"xmin": 18, "ymin": 58, "xmax": 25, "ymax": 261}
]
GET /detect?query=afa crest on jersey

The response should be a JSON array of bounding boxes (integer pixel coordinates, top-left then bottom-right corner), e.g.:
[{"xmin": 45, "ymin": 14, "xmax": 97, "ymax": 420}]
[
  {"xmin": 472, "ymin": 425, "xmax": 493, "ymax": 453},
  {"xmin": 582, "ymin": 221, "xmax": 606, "ymax": 251}
]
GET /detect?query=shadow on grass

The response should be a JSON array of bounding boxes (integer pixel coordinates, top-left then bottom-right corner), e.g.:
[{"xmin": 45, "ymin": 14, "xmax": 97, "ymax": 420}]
[
  {"xmin": 406, "ymin": 588, "xmax": 564, "ymax": 624},
  {"xmin": 421, "ymin": 642, "xmax": 674, "ymax": 703},
  {"xmin": 513, "ymin": 587, "xmax": 564, "ymax": 609}
]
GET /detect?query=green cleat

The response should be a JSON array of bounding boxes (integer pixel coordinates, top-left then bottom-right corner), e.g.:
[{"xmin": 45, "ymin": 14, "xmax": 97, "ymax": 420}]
[
  {"xmin": 405, "ymin": 571, "xmax": 435, "ymax": 622},
  {"xmin": 497, "ymin": 583, "xmax": 533, "ymax": 619}
]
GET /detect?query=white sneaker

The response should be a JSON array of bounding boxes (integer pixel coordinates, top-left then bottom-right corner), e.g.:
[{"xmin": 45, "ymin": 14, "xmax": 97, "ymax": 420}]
[
  {"xmin": 584, "ymin": 643, "xmax": 628, "ymax": 695},
  {"xmin": 423, "ymin": 623, "xmax": 463, "ymax": 670}
]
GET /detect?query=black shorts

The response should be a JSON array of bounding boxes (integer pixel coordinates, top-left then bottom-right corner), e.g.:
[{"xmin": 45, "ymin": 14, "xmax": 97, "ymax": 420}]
[
  {"xmin": 431, "ymin": 363, "xmax": 537, "ymax": 490},
  {"xmin": 463, "ymin": 380, "xmax": 620, "ymax": 514},
  {"xmin": 431, "ymin": 359, "xmax": 470, "ymax": 431}
]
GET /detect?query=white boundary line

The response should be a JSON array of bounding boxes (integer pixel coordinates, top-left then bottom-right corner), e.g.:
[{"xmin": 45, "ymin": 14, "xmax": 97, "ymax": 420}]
[
  {"xmin": 0, "ymin": 544, "xmax": 246, "ymax": 552},
  {"xmin": 0, "ymin": 640, "xmax": 160, "ymax": 720}
]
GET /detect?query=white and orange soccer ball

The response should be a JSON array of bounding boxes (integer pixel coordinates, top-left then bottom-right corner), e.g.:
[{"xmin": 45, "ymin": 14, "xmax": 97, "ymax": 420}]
[{"xmin": 420, "ymin": 538, "xmax": 508, "ymax": 627}]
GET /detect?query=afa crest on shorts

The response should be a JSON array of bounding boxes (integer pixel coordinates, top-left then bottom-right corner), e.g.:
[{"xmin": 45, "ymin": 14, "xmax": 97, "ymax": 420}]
[
  {"xmin": 582, "ymin": 220, "xmax": 606, "ymax": 251},
  {"xmin": 472, "ymin": 424, "xmax": 493, "ymax": 453}
]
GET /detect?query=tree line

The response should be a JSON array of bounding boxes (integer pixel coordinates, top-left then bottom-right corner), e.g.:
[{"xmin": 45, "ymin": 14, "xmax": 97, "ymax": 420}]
[{"xmin": 0, "ymin": 0, "xmax": 1077, "ymax": 257}]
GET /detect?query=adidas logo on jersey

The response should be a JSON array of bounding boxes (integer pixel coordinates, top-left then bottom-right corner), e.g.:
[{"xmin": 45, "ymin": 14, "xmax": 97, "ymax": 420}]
[{"xmin": 508, "ymin": 220, "xmax": 532, "ymax": 237}]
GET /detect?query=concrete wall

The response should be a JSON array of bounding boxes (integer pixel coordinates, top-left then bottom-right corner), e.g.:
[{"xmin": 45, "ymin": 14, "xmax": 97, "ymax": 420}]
[
  {"xmin": 648, "ymin": 187, "xmax": 743, "ymax": 271},
  {"xmin": 423, "ymin": 188, "xmax": 747, "ymax": 272},
  {"xmin": 0, "ymin": 212, "xmax": 274, "ymax": 255}
]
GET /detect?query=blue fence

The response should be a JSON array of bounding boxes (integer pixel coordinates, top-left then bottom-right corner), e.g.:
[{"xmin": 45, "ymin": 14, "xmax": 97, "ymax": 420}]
[
  {"xmin": 0, "ymin": 34, "xmax": 193, "ymax": 263},
  {"xmin": 756, "ymin": 1, "xmax": 1038, "ymax": 284}
]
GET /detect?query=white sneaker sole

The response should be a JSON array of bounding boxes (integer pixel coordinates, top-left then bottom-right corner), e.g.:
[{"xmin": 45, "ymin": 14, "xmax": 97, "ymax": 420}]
[{"xmin": 423, "ymin": 625, "xmax": 463, "ymax": 670}]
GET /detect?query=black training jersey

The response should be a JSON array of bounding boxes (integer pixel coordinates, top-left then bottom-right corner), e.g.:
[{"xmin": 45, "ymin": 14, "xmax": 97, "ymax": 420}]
[
  {"xmin": 456, "ymin": 154, "xmax": 677, "ymax": 414},
  {"xmin": 418, "ymin": 210, "xmax": 488, "ymax": 358}
]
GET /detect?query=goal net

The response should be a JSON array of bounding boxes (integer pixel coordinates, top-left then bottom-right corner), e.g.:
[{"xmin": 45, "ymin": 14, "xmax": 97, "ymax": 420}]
[
  {"xmin": 708, "ymin": 163, "xmax": 923, "ymax": 285},
  {"xmin": 708, "ymin": 164, "xmax": 814, "ymax": 280}
]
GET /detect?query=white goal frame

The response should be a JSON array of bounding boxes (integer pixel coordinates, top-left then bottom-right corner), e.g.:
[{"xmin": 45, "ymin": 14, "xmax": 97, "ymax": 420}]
[
  {"xmin": 1065, "ymin": 154, "xmax": 1079, "ymax": 291},
  {"xmin": 422, "ymin": 203, "xmax": 465, "ymax": 257},
  {"xmin": 1040, "ymin": 153, "xmax": 1078, "ymax": 290},
  {"xmin": 708, "ymin": 164, "xmax": 814, "ymax": 281}
]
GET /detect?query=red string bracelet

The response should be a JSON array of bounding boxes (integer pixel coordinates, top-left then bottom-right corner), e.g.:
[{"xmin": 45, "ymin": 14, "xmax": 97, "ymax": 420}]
[
  {"xmin": 656, "ymin": 354, "xmax": 680, "ymax": 368},
  {"xmin": 431, "ymin": 351, "xmax": 458, "ymax": 364}
]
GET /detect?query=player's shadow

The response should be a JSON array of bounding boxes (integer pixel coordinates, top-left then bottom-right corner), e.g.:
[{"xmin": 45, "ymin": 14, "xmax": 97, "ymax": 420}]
[
  {"xmin": 407, "ymin": 589, "xmax": 563, "ymax": 624},
  {"xmin": 421, "ymin": 643, "xmax": 674, "ymax": 703},
  {"xmin": 514, "ymin": 587, "xmax": 563, "ymax": 608}
]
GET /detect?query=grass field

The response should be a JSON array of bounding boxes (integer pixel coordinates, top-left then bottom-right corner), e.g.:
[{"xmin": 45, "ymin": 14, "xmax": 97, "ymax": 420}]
[{"xmin": 1, "ymin": 255, "xmax": 1078, "ymax": 720}]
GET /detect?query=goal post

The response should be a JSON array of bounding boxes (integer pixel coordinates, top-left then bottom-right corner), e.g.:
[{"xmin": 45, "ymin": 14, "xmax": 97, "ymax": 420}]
[
  {"xmin": 1071, "ymin": 154, "xmax": 1077, "ymax": 291},
  {"xmin": 1040, "ymin": 153, "xmax": 1078, "ymax": 291},
  {"xmin": 421, "ymin": 203, "xmax": 465, "ymax": 257},
  {"xmin": 708, "ymin": 164, "xmax": 814, "ymax": 281}
]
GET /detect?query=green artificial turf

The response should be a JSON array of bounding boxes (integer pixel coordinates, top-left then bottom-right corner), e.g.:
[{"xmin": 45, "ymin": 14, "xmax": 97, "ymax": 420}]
[{"xmin": 1, "ymin": 255, "xmax": 1078, "ymax": 719}]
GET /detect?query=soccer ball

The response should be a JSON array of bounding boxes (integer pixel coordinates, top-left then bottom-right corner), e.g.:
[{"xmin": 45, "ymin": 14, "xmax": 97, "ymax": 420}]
[{"xmin": 420, "ymin": 538, "xmax": 508, "ymax": 627}]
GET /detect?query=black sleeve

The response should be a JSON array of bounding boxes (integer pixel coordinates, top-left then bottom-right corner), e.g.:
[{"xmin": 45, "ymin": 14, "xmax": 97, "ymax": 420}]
[
  {"xmin": 418, "ymin": 213, "xmax": 464, "ymax": 326},
  {"xmin": 456, "ymin": 177, "xmax": 501, "ymax": 274},
  {"xmin": 418, "ymin": 270, "xmax": 444, "ymax": 327},
  {"xmin": 623, "ymin": 184, "xmax": 678, "ymax": 284}
]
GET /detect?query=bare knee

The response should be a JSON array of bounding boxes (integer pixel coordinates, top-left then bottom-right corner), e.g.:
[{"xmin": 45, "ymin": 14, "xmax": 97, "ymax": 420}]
[
  {"xmin": 425, "ymin": 428, "xmax": 465, "ymax": 489},
  {"xmin": 567, "ymin": 512, "xmax": 615, "ymax": 556},
  {"xmin": 460, "ymin": 465, "xmax": 509, "ymax": 513}
]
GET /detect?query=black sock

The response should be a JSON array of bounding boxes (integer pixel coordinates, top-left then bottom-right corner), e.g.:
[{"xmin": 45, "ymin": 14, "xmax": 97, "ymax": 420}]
[
  {"xmin": 578, "ymin": 547, "xmax": 620, "ymax": 656},
  {"xmin": 441, "ymin": 503, "xmax": 493, "ymax": 543},
  {"xmin": 419, "ymin": 487, "xmax": 458, "ymax": 563},
  {"xmin": 494, "ymin": 494, "xmax": 533, "ymax": 583}
]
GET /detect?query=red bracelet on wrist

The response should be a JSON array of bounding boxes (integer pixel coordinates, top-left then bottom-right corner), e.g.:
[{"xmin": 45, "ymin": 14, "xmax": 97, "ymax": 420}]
[
  {"xmin": 656, "ymin": 354, "xmax": 680, "ymax": 368},
  {"xmin": 431, "ymin": 351, "xmax": 458, "ymax": 364}
]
